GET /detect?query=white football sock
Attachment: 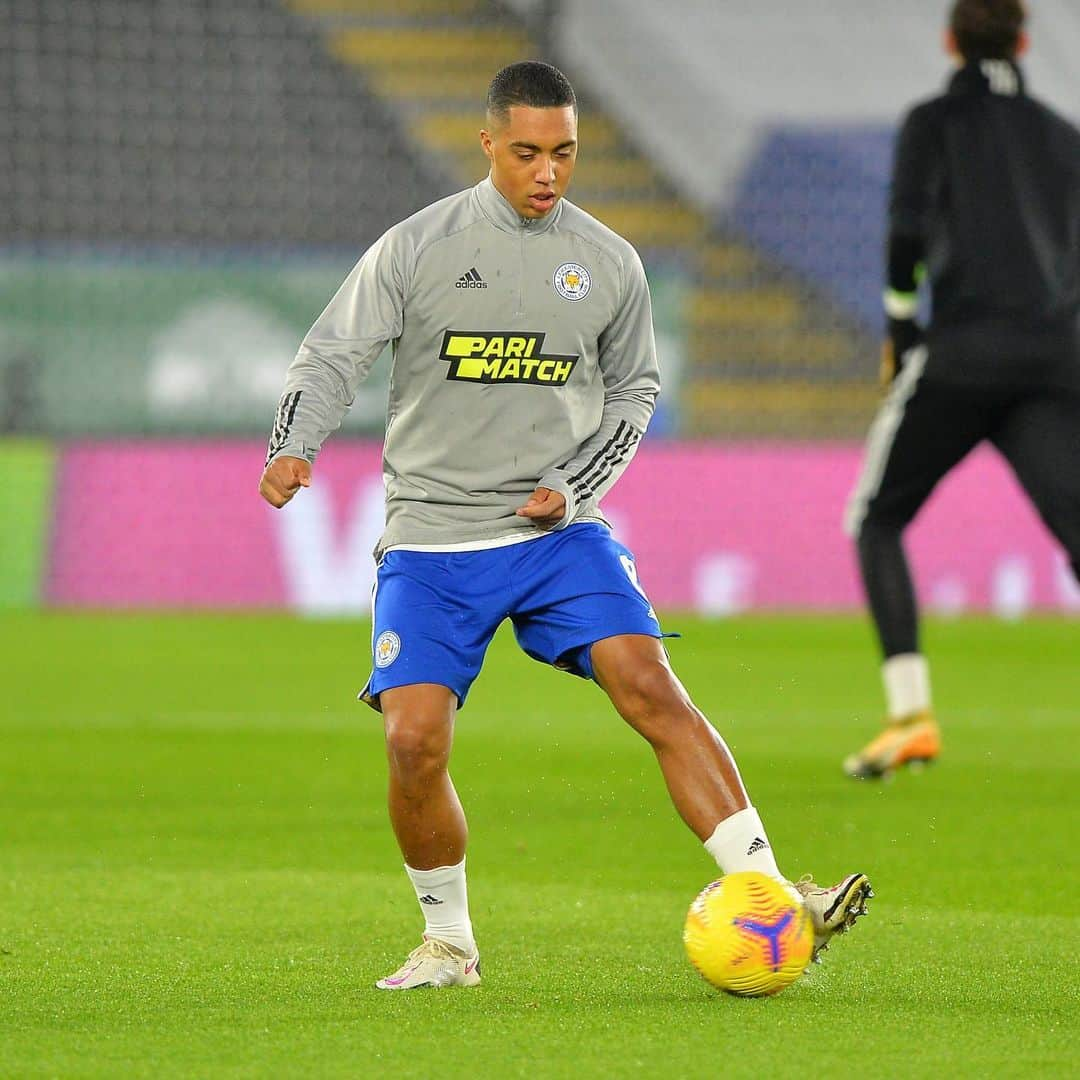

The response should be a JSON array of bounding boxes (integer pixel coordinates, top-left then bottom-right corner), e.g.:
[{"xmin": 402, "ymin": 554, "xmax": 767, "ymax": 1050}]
[
  {"xmin": 882, "ymin": 653, "xmax": 931, "ymax": 720},
  {"xmin": 703, "ymin": 807, "xmax": 784, "ymax": 882},
  {"xmin": 404, "ymin": 858, "xmax": 476, "ymax": 955}
]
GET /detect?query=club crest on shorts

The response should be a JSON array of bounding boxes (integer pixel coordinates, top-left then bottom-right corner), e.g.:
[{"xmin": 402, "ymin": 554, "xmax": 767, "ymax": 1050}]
[
  {"xmin": 374, "ymin": 630, "xmax": 401, "ymax": 668},
  {"xmin": 553, "ymin": 262, "xmax": 591, "ymax": 302}
]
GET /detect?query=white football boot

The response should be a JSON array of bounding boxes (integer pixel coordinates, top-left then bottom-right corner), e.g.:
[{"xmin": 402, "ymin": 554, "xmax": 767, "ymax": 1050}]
[
  {"xmin": 375, "ymin": 937, "xmax": 481, "ymax": 990},
  {"xmin": 794, "ymin": 873, "xmax": 873, "ymax": 961}
]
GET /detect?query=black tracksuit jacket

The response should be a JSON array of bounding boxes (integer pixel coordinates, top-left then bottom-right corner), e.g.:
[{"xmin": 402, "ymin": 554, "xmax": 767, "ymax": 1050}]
[{"xmin": 888, "ymin": 59, "xmax": 1080, "ymax": 389}]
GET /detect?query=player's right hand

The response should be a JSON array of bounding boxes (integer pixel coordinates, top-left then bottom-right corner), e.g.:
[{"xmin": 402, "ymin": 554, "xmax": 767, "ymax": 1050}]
[{"xmin": 259, "ymin": 455, "xmax": 311, "ymax": 508}]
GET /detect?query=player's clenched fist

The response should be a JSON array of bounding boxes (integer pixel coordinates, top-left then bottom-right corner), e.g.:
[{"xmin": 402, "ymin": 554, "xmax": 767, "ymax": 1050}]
[{"xmin": 259, "ymin": 455, "xmax": 311, "ymax": 508}]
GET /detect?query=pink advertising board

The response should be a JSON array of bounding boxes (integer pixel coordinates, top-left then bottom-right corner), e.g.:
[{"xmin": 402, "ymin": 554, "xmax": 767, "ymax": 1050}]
[{"xmin": 46, "ymin": 440, "xmax": 1078, "ymax": 615}]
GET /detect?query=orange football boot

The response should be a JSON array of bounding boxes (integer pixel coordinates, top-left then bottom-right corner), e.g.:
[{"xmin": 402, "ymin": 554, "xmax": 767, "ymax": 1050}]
[{"xmin": 843, "ymin": 710, "xmax": 940, "ymax": 779}]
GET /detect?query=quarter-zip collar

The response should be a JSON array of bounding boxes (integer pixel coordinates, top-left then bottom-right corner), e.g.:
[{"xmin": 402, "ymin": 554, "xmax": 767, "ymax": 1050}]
[
  {"xmin": 474, "ymin": 174, "xmax": 563, "ymax": 235},
  {"xmin": 947, "ymin": 58, "xmax": 1025, "ymax": 97}
]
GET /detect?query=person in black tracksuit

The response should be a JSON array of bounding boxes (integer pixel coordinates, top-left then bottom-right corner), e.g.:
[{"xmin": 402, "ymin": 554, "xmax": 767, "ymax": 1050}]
[{"xmin": 843, "ymin": 0, "xmax": 1080, "ymax": 779}]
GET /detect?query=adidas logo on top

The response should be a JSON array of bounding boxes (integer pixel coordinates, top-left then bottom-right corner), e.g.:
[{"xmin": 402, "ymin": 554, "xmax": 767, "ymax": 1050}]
[
  {"xmin": 746, "ymin": 837, "xmax": 769, "ymax": 855},
  {"xmin": 455, "ymin": 267, "xmax": 487, "ymax": 289}
]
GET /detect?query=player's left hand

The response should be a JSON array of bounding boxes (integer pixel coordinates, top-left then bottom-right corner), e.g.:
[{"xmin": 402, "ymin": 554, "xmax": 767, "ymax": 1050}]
[
  {"xmin": 515, "ymin": 487, "xmax": 566, "ymax": 527},
  {"xmin": 879, "ymin": 338, "xmax": 900, "ymax": 386},
  {"xmin": 881, "ymin": 315, "xmax": 923, "ymax": 386},
  {"xmin": 258, "ymin": 455, "xmax": 312, "ymax": 508}
]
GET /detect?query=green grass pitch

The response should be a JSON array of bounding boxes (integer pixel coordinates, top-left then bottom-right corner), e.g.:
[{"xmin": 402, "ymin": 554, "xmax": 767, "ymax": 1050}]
[{"xmin": 2, "ymin": 612, "xmax": 1077, "ymax": 1078}]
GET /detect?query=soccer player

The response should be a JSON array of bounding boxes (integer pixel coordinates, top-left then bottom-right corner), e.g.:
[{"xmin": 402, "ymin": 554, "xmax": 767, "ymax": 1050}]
[
  {"xmin": 844, "ymin": 0, "xmax": 1080, "ymax": 779},
  {"xmin": 260, "ymin": 62, "xmax": 871, "ymax": 989}
]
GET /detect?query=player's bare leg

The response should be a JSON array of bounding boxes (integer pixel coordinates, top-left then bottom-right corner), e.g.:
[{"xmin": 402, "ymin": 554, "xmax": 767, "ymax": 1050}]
[
  {"xmin": 377, "ymin": 683, "xmax": 479, "ymax": 989},
  {"xmin": 591, "ymin": 634, "xmax": 871, "ymax": 959},
  {"xmin": 590, "ymin": 634, "xmax": 749, "ymax": 839},
  {"xmin": 382, "ymin": 683, "xmax": 465, "ymax": 868}
]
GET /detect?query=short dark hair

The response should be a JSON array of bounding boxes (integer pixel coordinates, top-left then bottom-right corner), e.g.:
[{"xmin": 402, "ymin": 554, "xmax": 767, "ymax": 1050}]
[
  {"xmin": 950, "ymin": 0, "xmax": 1025, "ymax": 61},
  {"xmin": 485, "ymin": 61, "xmax": 576, "ymax": 124}
]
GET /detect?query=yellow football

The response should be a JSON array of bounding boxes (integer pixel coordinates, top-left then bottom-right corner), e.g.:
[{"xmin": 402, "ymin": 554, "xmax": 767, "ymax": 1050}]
[{"xmin": 684, "ymin": 871, "xmax": 813, "ymax": 997}]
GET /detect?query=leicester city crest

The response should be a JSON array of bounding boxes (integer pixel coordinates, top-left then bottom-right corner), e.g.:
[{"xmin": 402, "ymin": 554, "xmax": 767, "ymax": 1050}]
[
  {"xmin": 374, "ymin": 630, "xmax": 401, "ymax": 668},
  {"xmin": 553, "ymin": 262, "xmax": 591, "ymax": 302}
]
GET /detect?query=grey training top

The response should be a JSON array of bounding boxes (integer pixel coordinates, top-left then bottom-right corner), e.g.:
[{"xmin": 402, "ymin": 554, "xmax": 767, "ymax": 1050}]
[{"xmin": 266, "ymin": 176, "xmax": 660, "ymax": 553}]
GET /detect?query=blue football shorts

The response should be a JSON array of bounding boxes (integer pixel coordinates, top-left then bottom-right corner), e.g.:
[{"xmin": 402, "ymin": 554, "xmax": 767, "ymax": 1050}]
[{"xmin": 361, "ymin": 522, "xmax": 664, "ymax": 709}]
